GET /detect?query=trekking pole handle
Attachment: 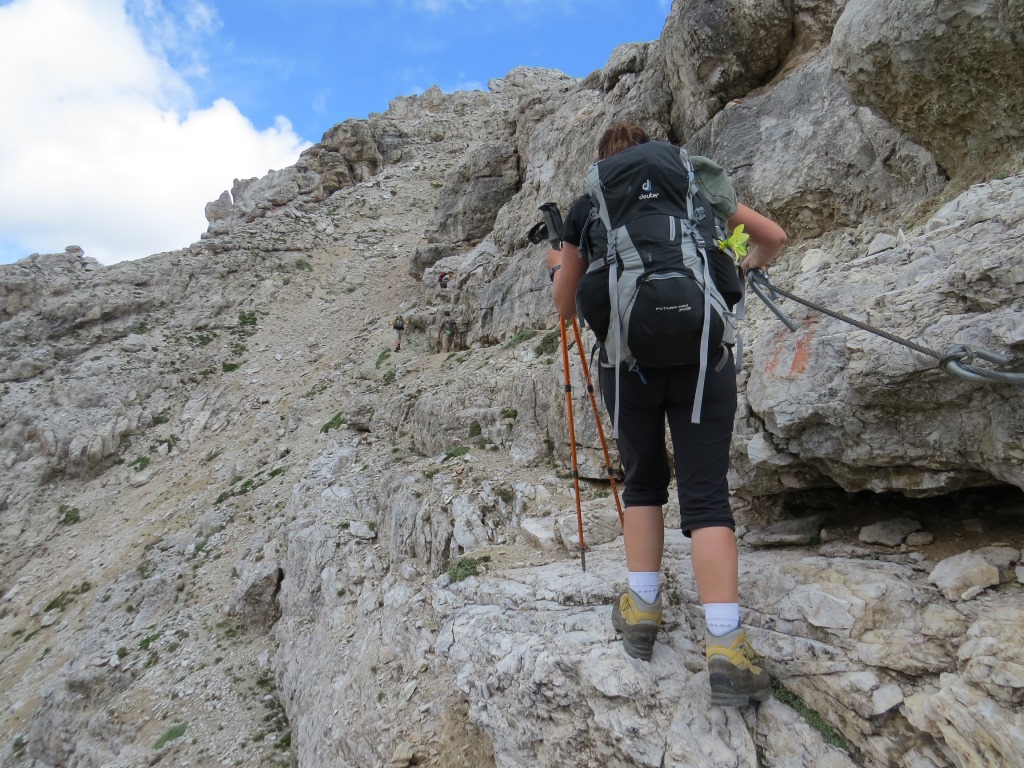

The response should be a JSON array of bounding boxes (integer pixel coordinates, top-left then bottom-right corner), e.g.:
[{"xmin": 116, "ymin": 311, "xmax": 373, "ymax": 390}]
[
  {"xmin": 747, "ymin": 269, "xmax": 798, "ymax": 332},
  {"xmin": 539, "ymin": 203, "xmax": 564, "ymax": 250}
]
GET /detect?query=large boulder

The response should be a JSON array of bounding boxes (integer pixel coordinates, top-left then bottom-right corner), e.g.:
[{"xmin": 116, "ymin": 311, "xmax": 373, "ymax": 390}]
[
  {"xmin": 688, "ymin": 54, "xmax": 947, "ymax": 238},
  {"xmin": 829, "ymin": 0, "xmax": 1024, "ymax": 179},
  {"xmin": 427, "ymin": 141, "xmax": 521, "ymax": 248},
  {"xmin": 732, "ymin": 175, "xmax": 1024, "ymax": 500},
  {"xmin": 661, "ymin": 0, "xmax": 793, "ymax": 140}
]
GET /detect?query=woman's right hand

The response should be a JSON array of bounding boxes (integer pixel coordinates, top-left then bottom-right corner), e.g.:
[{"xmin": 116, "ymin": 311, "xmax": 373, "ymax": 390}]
[{"xmin": 728, "ymin": 204, "xmax": 787, "ymax": 273}]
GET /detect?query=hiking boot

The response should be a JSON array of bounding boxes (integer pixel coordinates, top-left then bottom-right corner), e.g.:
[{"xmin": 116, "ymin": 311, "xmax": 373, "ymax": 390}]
[
  {"xmin": 706, "ymin": 627, "xmax": 771, "ymax": 706},
  {"xmin": 611, "ymin": 591, "xmax": 662, "ymax": 661}
]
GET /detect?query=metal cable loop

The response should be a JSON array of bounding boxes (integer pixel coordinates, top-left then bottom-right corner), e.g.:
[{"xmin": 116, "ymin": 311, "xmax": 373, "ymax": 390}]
[{"xmin": 746, "ymin": 269, "xmax": 1023, "ymax": 389}]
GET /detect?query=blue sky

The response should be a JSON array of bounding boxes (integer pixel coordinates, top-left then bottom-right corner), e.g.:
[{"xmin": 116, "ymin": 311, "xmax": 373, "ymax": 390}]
[{"xmin": 0, "ymin": 0, "xmax": 670, "ymax": 265}]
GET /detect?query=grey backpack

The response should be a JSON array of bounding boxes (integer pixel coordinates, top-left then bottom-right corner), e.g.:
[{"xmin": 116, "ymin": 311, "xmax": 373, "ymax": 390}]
[{"xmin": 575, "ymin": 141, "xmax": 741, "ymax": 427}]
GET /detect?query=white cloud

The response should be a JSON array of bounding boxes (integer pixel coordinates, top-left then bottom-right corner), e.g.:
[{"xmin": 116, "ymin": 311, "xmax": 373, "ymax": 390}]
[{"xmin": 0, "ymin": 0, "xmax": 310, "ymax": 264}]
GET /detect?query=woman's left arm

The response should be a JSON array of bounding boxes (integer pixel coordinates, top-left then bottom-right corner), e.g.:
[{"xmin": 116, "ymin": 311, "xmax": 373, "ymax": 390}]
[{"xmin": 546, "ymin": 243, "xmax": 586, "ymax": 319}]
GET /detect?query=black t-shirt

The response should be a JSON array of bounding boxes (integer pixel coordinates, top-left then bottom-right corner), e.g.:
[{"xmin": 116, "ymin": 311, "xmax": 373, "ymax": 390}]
[
  {"xmin": 561, "ymin": 195, "xmax": 607, "ymax": 267},
  {"xmin": 561, "ymin": 196, "xmax": 591, "ymax": 246}
]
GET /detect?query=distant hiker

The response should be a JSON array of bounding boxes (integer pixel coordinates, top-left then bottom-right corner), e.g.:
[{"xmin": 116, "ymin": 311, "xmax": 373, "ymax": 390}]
[
  {"xmin": 392, "ymin": 315, "xmax": 405, "ymax": 352},
  {"xmin": 438, "ymin": 271, "xmax": 452, "ymax": 290},
  {"xmin": 546, "ymin": 123, "xmax": 787, "ymax": 706},
  {"xmin": 437, "ymin": 311, "xmax": 458, "ymax": 352}
]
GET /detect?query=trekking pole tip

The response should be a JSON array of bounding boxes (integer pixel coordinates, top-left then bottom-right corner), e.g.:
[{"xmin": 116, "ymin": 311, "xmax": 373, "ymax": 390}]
[{"xmin": 580, "ymin": 549, "xmax": 587, "ymax": 572}]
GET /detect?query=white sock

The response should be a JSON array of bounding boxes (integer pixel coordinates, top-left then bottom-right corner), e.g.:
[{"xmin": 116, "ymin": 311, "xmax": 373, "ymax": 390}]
[
  {"xmin": 627, "ymin": 571, "xmax": 661, "ymax": 603},
  {"xmin": 704, "ymin": 603, "xmax": 740, "ymax": 636}
]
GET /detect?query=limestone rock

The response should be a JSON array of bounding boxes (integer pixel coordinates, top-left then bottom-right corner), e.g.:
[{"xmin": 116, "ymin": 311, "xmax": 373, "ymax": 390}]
[
  {"xmin": 2, "ymin": 7, "xmax": 1024, "ymax": 768},
  {"xmin": 233, "ymin": 560, "xmax": 284, "ymax": 630},
  {"xmin": 688, "ymin": 53, "xmax": 946, "ymax": 239},
  {"xmin": 830, "ymin": 0, "xmax": 1024, "ymax": 176},
  {"xmin": 744, "ymin": 515, "xmax": 824, "ymax": 547},
  {"xmin": 426, "ymin": 141, "xmax": 520, "ymax": 248},
  {"xmin": 928, "ymin": 551, "xmax": 1000, "ymax": 601},
  {"xmin": 661, "ymin": 0, "xmax": 793, "ymax": 139},
  {"xmin": 859, "ymin": 517, "xmax": 922, "ymax": 547}
]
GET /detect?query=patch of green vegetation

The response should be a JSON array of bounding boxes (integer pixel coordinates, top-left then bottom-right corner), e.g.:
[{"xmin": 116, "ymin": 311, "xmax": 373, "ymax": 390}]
[
  {"xmin": 503, "ymin": 329, "xmax": 538, "ymax": 349},
  {"xmin": 58, "ymin": 504, "xmax": 81, "ymax": 525},
  {"xmin": 447, "ymin": 555, "xmax": 491, "ymax": 583},
  {"xmin": 444, "ymin": 445, "xmax": 470, "ymax": 460},
  {"xmin": 139, "ymin": 631, "xmax": 161, "ymax": 650},
  {"xmin": 45, "ymin": 581, "xmax": 91, "ymax": 612},
  {"xmin": 190, "ymin": 332, "xmax": 215, "ymax": 347},
  {"xmin": 295, "ymin": 259, "xmax": 313, "ymax": 272},
  {"xmin": 375, "ymin": 350, "xmax": 391, "ymax": 369},
  {"xmin": 154, "ymin": 722, "xmax": 188, "ymax": 750},
  {"xmin": 204, "ymin": 449, "xmax": 222, "ymax": 463},
  {"xmin": 468, "ymin": 420, "xmax": 482, "ymax": 438},
  {"xmin": 137, "ymin": 560, "xmax": 157, "ymax": 579},
  {"xmin": 256, "ymin": 674, "xmax": 274, "ymax": 690},
  {"xmin": 191, "ymin": 537, "xmax": 209, "ymax": 558},
  {"xmin": 496, "ymin": 486, "xmax": 514, "ymax": 504},
  {"xmin": 302, "ymin": 380, "xmax": 331, "ymax": 398},
  {"xmin": 151, "ymin": 410, "xmax": 170, "ymax": 425},
  {"xmin": 381, "ymin": 369, "xmax": 396, "ymax": 385},
  {"xmin": 321, "ymin": 412, "xmax": 347, "ymax": 433},
  {"xmin": 215, "ymin": 471, "xmax": 270, "ymax": 505},
  {"xmin": 772, "ymin": 680, "xmax": 849, "ymax": 751},
  {"xmin": 534, "ymin": 330, "xmax": 559, "ymax": 356},
  {"xmin": 499, "ymin": 407, "xmax": 518, "ymax": 420},
  {"xmin": 222, "ymin": 362, "xmax": 241, "ymax": 373},
  {"xmin": 134, "ymin": 321, "xmax": 151, "ymax": 334},
  {"xmin": 128, "ymin": 456, "xmax": 150, "ymax": 472},
  {"xmin": 238, "ymin": 311, "xmax": 258, "ymax": 327},
  {"xmin": 268, "ymin": 467, "xmax": 286, "ymax": 478}
]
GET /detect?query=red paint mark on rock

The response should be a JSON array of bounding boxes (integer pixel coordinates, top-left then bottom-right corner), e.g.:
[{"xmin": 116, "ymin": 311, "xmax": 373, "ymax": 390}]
[{"xmin": 790, "ymin": 330, "xmax": 814, "ymax": 376}]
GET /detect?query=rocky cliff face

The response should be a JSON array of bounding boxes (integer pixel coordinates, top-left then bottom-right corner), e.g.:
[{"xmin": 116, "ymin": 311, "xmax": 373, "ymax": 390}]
[{"xmin": 1, "ymin": 2, "xmax": 1022, "ymax": 768}]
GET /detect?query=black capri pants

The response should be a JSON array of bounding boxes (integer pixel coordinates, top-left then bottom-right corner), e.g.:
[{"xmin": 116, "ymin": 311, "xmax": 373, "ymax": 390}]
[{"xmin": 599, "ymin": 350, "xmax": 738, "ymax": 536}]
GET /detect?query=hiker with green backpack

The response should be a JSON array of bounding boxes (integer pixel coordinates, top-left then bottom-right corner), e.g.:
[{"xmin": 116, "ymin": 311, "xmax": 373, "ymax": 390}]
[{"xmin": 544, "ymin": 122, "xmax": 787, "ymax": 706}]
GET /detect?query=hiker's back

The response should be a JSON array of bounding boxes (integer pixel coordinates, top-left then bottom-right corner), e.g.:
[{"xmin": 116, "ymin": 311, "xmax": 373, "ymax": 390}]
[{"xmin": 576, "ymin": 141, "xmax": 741, "ymax": 370}]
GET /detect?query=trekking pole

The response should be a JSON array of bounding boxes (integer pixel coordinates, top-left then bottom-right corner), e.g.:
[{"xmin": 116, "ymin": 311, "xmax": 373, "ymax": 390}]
[
  {"xmin": 570, "ymin": 317, "xmax": 624, "ymax": 529},
  {"xmin": 559, "ymin": 318, "xmax": 588, "ymax": 572}
]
